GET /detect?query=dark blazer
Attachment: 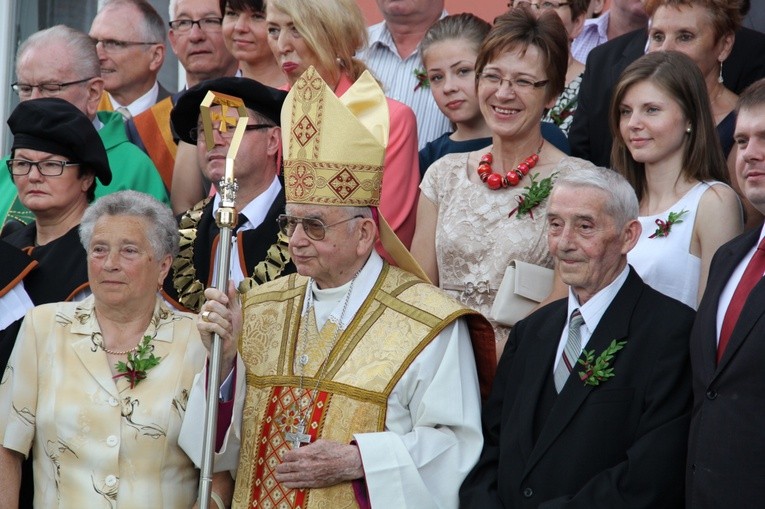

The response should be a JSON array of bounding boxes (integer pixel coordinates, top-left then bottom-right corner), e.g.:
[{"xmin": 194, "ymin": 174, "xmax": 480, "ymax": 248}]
[
  {"xmin": 162, "ymin": 187, "xmax": 296, "ymax": 313},
  {"xmin": 157, "ymin": 82, "xmax": 172, "ymax": 103},
  {"xmin": 569, "ymin": 27, "xmax": 765, "ymax": 167},
  {"xmin": 687, "ymin": 227, "xmax": 765, "ymax": 507},
  {"xmin": 460, "ymin": 267, "xmax": 694, "ymax": 508}
]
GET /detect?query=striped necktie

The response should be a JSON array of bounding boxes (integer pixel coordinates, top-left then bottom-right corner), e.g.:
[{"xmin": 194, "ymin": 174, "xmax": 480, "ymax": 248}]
[{"xmin": 554, "ymin": 309, "xmax": 584, "ymax": 393}]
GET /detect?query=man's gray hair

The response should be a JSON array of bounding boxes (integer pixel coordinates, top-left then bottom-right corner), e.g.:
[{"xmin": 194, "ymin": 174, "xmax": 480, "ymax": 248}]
[
  {"xmin": 79, "ymin": 190, "xmax": 179, "ymax": 259},
  {"xmin": 344, "ymin": 206, "xmax": 374, "ymax": 219},
  {"xmin": 99, "ymin": 0, "xmax": 167, "ymax": 43},
  {"xmin": 553, "ymin": 166, "xmax": 639, "ymax": 228},
  {"xmin": 17, "ymin": 25, "xmax": 100, "ymax": 79}
]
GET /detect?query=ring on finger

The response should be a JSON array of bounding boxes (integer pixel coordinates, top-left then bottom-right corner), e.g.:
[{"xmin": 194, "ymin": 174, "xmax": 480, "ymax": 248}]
[{"xmin": 201, "ymin": 310, "xmax": 212, "ymax": 322}]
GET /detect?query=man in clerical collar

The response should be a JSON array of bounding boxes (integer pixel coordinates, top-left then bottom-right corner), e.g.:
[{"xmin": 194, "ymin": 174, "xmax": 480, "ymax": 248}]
[
  {"xmin": 180, "ymin": 66, "xmax": 496, "ymax": 509},
  {"xmin": 161, "ymin": 77, "xmax": 296, "ymax": 313}
]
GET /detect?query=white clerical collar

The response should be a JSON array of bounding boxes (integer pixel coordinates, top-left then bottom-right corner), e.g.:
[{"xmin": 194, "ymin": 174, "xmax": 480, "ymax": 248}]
[
  {"xmin": 567, "ymin": 264, "xmax": 630, "ymax": 333},
  {"xmin": 213, "ymin": 175, "xmax": 281, "ymax": 231},
  {"xmin": 109, "ymin": 81, "xmax": 159, "ymax": 117},
  {"xmin": 303, "ymin": 250, "xmax": 383, "ymax": 330}
]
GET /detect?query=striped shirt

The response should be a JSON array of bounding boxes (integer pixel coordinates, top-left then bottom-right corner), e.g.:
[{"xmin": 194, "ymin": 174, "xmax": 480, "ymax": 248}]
[
  {"xmin": 358, "ymin": 15, "xmax": 451, "ymax": 150},
  {"xmin": 571, "ymin": 12, "xmax": 610, "ymax": 64}
]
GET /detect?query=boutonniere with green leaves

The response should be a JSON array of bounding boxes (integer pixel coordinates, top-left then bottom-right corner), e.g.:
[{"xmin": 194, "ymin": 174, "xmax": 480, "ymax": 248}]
[
  {"xmin": 113, "ymin": 336, "xmax": 162, "ymax": 389},
  {"xmin": 508, "ymin": 172, "xmax": 557, "ymax": 220},
  {"xmin": 578, "ymin": 340, "xmax": 627, "ymax": 387},
  {"xmin": 649, "ymin": 209, "xmax": 688, "ymax": 238},
  {"xmin": 413, "ymin": 67, "xmax": 430, "ymax": 91}
]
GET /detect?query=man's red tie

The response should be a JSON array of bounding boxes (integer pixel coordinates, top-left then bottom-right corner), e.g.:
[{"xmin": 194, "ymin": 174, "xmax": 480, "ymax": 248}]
[{"xmin": 717, "ymin": 238, "xmax": 765, "ymax": 363}]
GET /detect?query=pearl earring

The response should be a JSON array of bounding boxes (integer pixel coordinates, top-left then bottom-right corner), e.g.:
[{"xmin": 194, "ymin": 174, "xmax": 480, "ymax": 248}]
[
  {"xmin": 686, "ymin": 126, "xmax": 692, "ymax": 134},
  {"xmin": 718, "ymin": 60, "xmax": 724, "ymax": 84}
]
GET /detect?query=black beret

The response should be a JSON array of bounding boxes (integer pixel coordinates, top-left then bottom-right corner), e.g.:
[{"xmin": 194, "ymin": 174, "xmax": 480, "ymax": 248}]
[
  {"xmin": 171, "ymin": 77, "xmax": 287, "ymax": 145},
  {"xmin": 8, "ymin": 98, "xmax": 112, "ymax": 185}
]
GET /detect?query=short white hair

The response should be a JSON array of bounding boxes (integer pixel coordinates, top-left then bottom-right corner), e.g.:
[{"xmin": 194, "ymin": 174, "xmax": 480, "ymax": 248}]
[{"xmin": 553, "ymin": 166, "xmax": 639, "ymax": 229}]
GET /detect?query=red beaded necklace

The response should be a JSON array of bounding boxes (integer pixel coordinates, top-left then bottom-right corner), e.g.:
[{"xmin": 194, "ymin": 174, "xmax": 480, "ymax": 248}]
[{"xmin": 476, "ymin": 139, "xmax": 545, "ymax": 190}]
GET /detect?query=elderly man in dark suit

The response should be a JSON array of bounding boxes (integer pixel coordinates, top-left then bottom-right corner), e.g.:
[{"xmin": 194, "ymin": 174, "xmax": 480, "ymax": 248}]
[
  {"xmin": 686, "ymin": 79, "xmax": 765, "ymax": 507},
  {"xmin": 460, "ymin": 166, "xmax": 694, "ymax": 508}
]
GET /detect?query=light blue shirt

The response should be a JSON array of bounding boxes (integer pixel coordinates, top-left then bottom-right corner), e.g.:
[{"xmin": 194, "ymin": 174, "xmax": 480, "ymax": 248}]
[{"xmin": 572, "ymin": 12, "xmax": 610, "ymax": 64}]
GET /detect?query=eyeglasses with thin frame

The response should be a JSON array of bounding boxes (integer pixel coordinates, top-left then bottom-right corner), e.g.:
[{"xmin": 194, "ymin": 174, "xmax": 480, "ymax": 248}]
[
  {"xmin": 168, "ymin": 17, "xmax": 223, "ymax": 32},
  {"xmin": 91, "ymin": 38, "xmax": 161, "ymax": 52},
  {"xmin": 476, "ymin": 72, "xmax": 549, "ymax": 91},
  {"xmin": 509, "ymin": 0, "xmax": 570, "ymax": 9},
  {"xmin": 189, "ymin": 123, "xmax": 274, "ymax": 143},
  {"xmin": 11, "ymin": 77, "xmax": 96, "ymax": 98},
  {"xmin": 7, "ymin": 159, "xmax": 79, "ymax": 177},
  {"xmin": 277, "ymin": 214, "xmax": 364, "ymax": 241}
]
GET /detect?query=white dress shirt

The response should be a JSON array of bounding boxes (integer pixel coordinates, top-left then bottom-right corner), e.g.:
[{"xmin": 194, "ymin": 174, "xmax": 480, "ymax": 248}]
[
  {"xmin": 715, "ymin": 226, "xmax": 765, "ymax": 344},
  {"xmin": 553, "ymin": 264, "xmax": 630, "ymax": 373},
  {"xmin": 108, "ymin": 81, "xmax": 159, "ymax": 117},
  {"xmin": 210, "ymin": 175, "xmax": 282, "ymax": 286}
]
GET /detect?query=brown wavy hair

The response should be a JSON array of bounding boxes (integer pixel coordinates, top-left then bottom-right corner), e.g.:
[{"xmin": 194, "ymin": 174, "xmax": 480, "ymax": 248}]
[
  {"xmin": 609, "ymin": 51, "xmax": 728, "ymax": 202},
  {"xmin": 475, "ymin": 7, "xmax": 568, "ymax": 103}
]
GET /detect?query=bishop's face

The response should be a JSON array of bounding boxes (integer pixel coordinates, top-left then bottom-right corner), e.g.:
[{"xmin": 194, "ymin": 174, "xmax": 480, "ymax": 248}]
[{"xmin": 284, "ymin": 204, "xmax": 368, "ymax": 289}]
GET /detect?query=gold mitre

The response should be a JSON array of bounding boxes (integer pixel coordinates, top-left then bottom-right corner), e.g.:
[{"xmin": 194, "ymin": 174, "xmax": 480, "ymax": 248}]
[
  {"xmin": 281, "ymin": 67, "xmax": 430, "ymax": 282},
  {"xmin": 281, "ymin": 66, "xmax": 387, "ymax": 206}
]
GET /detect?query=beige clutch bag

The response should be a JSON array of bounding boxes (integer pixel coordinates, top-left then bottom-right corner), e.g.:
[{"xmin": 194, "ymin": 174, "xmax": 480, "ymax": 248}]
[{"xmin": 490, "ymin": 260, "xmax": 554, "ymax": 326}]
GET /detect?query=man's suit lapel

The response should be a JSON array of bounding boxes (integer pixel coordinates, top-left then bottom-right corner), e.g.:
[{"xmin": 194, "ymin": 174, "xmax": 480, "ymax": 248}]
[
  {"xmin": 713, "ymin": 229, "xmax": 765, "ymax": 375},
  {"xmin": 523, "ymin": 268, "xmax": 641, "ymax": 478},
  {"xmin": 516, "ymin": 304, "xmax": 567, "ymax": 461},
  {"xmin": 239, "ymin": 189, "xmax": 287, "ymax": 276},
  {"xmin": 695, "ymin": 229, "xmax": 760, "ymax": 378},
  {"xmin": 612, "ymin": 30, "xmax": 646, "ymax": 85},
  {"xmin": 157, "ymin": 83, "xmax": 172, "ymax": 103}
]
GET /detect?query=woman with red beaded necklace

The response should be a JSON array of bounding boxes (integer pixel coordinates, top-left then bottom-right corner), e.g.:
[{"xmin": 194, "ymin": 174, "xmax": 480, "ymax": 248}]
[{"xmin": 411, "ymin": 7, "xmax": 594, "ymax": 357}]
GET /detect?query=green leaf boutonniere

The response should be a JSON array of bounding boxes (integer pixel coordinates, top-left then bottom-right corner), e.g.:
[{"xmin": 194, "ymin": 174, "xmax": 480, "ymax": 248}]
[
  {"xmin": 649, "ymin": 209, "xmax": 688, "ymax": 238},
  {"xmin": 578, "ymin": 340, "xmax": 627, "ymax": 387},
  {"xmin": 413, "ymin": 67, "xmax": 430, "ymax": 91},
  {"xmin": 509, "ymin": 172, "xmax": 558, "ymax": 220},
  {"xmin": 113, "ymin": 335, "xmax": 162, "ymax": 389}
]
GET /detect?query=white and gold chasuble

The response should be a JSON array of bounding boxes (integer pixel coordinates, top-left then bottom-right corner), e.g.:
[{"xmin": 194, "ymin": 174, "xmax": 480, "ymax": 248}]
[{"xmin": 234, "ymin": 262, "xmax": 481, "ymax": 509}]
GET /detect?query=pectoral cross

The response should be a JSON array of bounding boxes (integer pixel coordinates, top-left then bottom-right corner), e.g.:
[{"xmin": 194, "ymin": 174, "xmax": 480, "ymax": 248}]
[{"xmin": 285, "ymin": 421, "xmax": 311, "ymax": 449}]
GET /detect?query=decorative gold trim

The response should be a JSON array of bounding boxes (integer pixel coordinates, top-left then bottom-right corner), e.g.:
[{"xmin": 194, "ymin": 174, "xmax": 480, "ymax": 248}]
[
  {"xmin": 244, "ymin": 374, "xmax": 389, "ymax": 406},
  {"xmin": 237, "ymin": 232, "xmax": 292, "ymax": 294},
  {"xmin": 172, "ymin": 198, "xmax": 291, "ymax": 312},
  {"xmin": 173, "ymin": 197, "xmax": 211, "ymax": 312}
]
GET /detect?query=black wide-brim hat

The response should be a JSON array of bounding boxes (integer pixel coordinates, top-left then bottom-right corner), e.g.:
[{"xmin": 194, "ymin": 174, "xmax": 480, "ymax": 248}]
[
  {"xmin": 171, "ymin": 77, "xmax": 288, "ymax": 145},
  {"xmin": 7, "ymin": 97, "xmax": 112, "ymax": 185}
]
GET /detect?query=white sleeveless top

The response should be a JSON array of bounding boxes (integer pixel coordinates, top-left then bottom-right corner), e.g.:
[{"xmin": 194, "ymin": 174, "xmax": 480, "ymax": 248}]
[{"xmin": 628, "ymin": 181, "xmax": 725, "ymax": 309}]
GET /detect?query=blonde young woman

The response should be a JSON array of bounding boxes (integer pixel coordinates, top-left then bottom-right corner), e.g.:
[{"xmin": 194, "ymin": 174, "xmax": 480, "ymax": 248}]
[{"xmin": 418, "ymin": 14, "xmax": 493, "ymax": 174}]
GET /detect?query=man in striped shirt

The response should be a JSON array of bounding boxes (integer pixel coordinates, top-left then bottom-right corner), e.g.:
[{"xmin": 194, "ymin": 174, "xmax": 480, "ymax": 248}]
[{"xmin": 358, "ymin": 0, "xmax": 450, "ymax": 150}]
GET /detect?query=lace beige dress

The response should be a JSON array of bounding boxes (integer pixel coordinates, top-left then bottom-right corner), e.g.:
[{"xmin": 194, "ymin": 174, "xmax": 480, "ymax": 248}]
[{"xmin": 420, "ymin": 152, "xmax": 593, "ymax": 341}]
